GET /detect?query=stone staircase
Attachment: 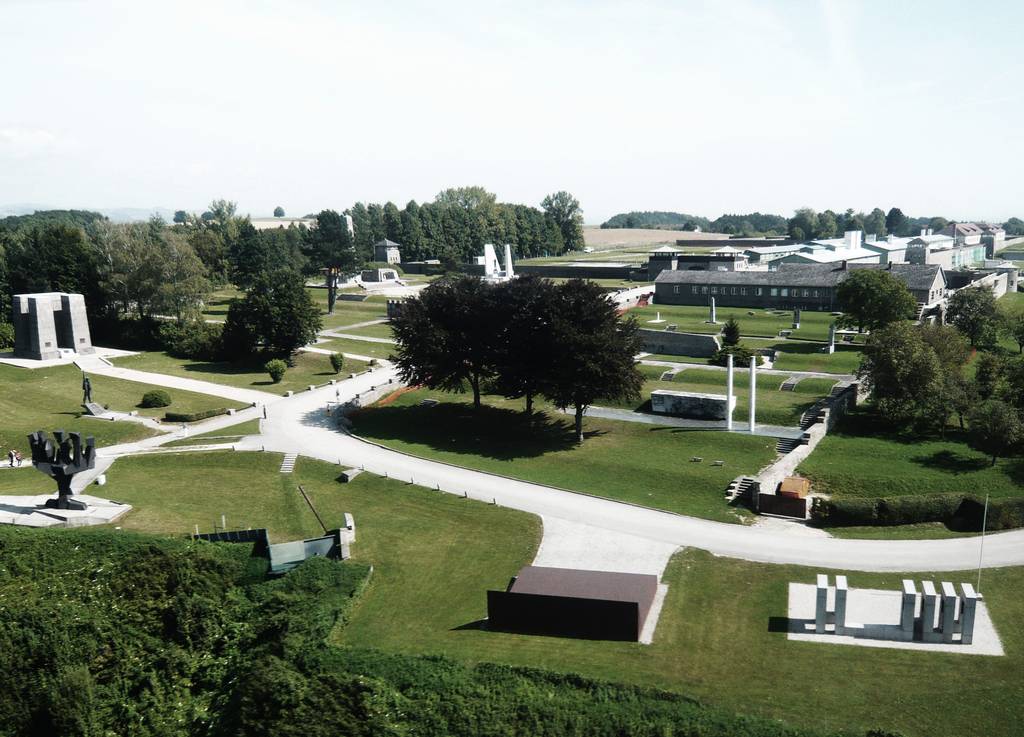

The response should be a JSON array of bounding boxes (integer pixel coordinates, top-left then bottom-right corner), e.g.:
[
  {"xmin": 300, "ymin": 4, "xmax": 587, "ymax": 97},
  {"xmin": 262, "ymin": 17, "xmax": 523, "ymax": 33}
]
[
  {"xmin": 725, "ymin": 476, "xmax": 759, "ymax": 502},
  {"xmin": 279, "ymin": 453, "xmax": 298, "ymax": 474},
  {"xmin": 775, "ymin": 437, "xmax": 802, "ymax": 454},
  {"xmin": 779, "ymin": 376, "xmax": 801, "ymax": 391}
]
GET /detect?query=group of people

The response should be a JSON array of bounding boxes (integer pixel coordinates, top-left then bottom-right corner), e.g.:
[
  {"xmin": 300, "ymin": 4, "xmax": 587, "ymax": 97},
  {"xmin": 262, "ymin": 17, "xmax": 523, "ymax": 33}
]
[{"xmin": 7, "ymin": 449, "xmax": 23, "ymax": 467}]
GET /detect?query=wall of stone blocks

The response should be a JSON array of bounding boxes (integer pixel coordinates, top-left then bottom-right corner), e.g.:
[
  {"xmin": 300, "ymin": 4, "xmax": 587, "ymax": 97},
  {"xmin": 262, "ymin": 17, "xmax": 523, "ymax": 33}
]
[{"xmin": 639, "ymin": 328, "xmax": 721, "ymax": 357}]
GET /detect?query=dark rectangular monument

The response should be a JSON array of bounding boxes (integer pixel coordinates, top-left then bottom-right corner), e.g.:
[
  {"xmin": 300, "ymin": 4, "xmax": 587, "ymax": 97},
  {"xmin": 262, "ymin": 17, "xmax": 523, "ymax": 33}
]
[{"xmin": 487, "ymin": 565, "xmax": 658, "ymax": 641}]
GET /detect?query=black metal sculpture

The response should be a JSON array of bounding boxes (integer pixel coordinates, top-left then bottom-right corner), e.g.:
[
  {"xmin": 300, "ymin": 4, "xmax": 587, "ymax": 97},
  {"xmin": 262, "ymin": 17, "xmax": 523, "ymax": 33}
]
[{"xmin": 28, "ymin": 430, "xmax": 96, "ymax": 510}]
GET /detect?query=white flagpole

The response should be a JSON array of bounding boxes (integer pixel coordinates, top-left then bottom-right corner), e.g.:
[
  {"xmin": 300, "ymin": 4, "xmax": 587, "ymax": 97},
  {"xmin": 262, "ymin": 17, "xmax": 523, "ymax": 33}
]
[{"xmin": 976, "ymin": 493, "xmax": 989, "ymax": 592}]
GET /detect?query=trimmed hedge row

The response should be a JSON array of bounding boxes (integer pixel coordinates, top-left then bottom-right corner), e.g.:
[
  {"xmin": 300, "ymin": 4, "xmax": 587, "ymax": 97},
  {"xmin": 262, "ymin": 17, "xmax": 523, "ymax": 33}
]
[
  {"xmin": 810, "ymin": 493, "xmax": 1024, "ymax": 531},
  {"xmin": 164, "ymin": 407, "xmax": 230, "ymax": 423}
]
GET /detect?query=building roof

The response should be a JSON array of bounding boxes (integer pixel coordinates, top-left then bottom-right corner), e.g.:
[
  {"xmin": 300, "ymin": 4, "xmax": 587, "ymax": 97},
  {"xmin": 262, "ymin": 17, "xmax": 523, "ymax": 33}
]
[
  {"xmin": 509, "ymin": 566, "xmax": 657, "ymax": 604},
  {"xmin": 649, "ymin": 245, "xmax": 682, "ymax": 255},
  {"xmin": 374, "ymin": 238, "xmax": 402, "ymax": 247},
  {"xmin": 781, "ymin": 248, "xmax": 880, "ymax": 264},
  {"xmin": 655, "ymin": 262, "xmax": 944, "ymax": 292},
  {"xmin": 940, "ymin": 223, "xmax": 984, "ymax": 237},
  {"xmin": 863, "ymin": 237, "xmax": 909, "ymax": 252},
  {"xmin": 907, "ymin": 234, "xmax": 955, "ymax": 247}
]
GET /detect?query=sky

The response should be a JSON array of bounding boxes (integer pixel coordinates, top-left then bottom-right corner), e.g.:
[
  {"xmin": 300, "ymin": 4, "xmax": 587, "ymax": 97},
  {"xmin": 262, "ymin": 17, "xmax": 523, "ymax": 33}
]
[{"xmin": 1, "ymin": 0, "xmax": 1023, "ymax": 224}]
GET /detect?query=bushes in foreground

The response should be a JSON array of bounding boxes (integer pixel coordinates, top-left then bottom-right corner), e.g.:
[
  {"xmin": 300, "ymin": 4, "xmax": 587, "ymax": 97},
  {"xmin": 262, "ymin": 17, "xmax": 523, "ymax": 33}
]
[
  {"xmin": 140, "ymin": 389, "xmax": 172, "ymax": 408},
  {"xmin": 164, "ymin": 408, "xmax": 230, "ymax": 423},
  {"xmin": 810, "ymin": 493, "xmax": 1024, "ymax": 531}
]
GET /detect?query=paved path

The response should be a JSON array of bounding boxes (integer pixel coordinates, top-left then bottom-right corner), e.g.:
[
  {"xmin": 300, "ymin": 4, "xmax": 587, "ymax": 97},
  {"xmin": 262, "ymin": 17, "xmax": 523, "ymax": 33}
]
[
  {"xmin": 327, "ymin": 318, "xmax": 389, "ymax": 332},
  {"xmin": 75, "ymin": 355, "xmax": 282, "ymax": 406},
  {"xmin": 224, "ymin": 372, "xmax": 1024, "ymax": 573},
  {"xmin": 564, "ymin": 406, "xmax": 803, "ymax": 439},
  {"xmin": 320, "ymin": 332, "xmax": 396, "ymax": 344}
]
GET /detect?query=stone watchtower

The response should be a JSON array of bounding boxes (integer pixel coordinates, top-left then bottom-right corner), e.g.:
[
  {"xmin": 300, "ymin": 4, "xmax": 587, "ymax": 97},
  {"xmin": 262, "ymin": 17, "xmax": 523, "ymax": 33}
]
[{"xmin": 12, "ymin": 292, "xmax": 94, "ymax": 360}]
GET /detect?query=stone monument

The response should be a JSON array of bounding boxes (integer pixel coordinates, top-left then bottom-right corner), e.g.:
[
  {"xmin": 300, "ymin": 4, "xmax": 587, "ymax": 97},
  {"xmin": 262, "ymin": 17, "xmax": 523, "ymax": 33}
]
[
  {"xmin": 792, "ymin": 307, "xmax": 801, "ymax": 330},
  {"xmin": 28, "ymin": 430, "xmax": 96, "ymax": 511},
  {"xmin": 826, "ymin": 322, "xmax": 836, "ymax": 354},
  {"xmin": 12, "ymin": 292, "xmax": 94, "ymax": 360},
  {"xmin": 706, "ymin": 296, "xmax": 718, "ymax": 324}
]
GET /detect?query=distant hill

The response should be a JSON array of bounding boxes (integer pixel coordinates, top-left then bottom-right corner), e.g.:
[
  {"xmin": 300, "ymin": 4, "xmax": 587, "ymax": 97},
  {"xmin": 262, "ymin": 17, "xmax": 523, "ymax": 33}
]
[
  {"xmin": 0, "ymin": 203, "xmax": 175, "ymax": 223},
  {"xmin": 601, "ymin": 210, "xmax": 787, "ymax": 237}
]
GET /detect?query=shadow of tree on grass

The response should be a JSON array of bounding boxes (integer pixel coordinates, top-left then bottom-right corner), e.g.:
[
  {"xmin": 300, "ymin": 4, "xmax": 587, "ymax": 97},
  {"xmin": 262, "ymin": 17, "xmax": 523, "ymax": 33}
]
[
  {"xmin": 911, "ymin": 449, "xmax": 990, "ymax": 475},
  {"xmin": 353, "ymin": 403, "xmax": 601, "ymax": 461}
]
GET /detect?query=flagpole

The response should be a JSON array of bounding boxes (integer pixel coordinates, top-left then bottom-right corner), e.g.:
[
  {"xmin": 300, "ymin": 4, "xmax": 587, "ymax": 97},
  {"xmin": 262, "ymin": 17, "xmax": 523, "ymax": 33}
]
[{"xmin": 976, "ymin": 493, "xmax": 989, "ymax": 592}]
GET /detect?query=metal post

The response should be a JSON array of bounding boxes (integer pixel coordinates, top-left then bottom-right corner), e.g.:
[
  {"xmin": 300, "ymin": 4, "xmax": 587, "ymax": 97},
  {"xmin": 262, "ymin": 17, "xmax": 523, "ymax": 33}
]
[
  {"xmin": 749, "ymin": 356, "xmax": 757, "ymax": 433},
  {"xmin": 977, "ymin": 493, "xmax": 989, "ymax": 591},
  {"xmin": 726, "ymin": 353, "xmax": 734, "ymax": 431}
]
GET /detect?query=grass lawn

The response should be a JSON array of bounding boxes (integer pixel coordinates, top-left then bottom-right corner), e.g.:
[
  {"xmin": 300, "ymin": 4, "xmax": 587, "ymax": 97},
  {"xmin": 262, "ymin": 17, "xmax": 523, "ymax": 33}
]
[
  {"xmin": 761, "ymin": 341, "xmax": 863, "ymax": 374},
  {"xmin": 305, "ymin": 288, "xmax": 390, "ymax": 330},
  {"xmin": 315, "ymin": 337, "xmax": 394, "ymax": 360},
  {"xmin": 0, "ymin": 363, "xmax": 232, "ymax": 453},
  {"xmin": 72, "ymin": 450, "xmax": 1024, "ymax": 736},
  {"xmin": 351, "ymin": 388, "xmax": 777, "ymax": 522},
  {"xmin": 348, "ymin": 545, "xmax": 1024, "ymax": 737},
  {"xmin": 826, "ymin": 522, "xmax": 983, "ymax": 540},
  {"xmin": 630, "ymin": 304, "xmax": 843, "ymax": 341},
  {"xmin": 640, "ymin": 352, "xmax": 712, "ymax": 364},
  {"xmin": 614, "ymin": 367, "xmax": 835, "ymax": 427},
  {"xmin": 198, "ymin": 285, "xmax": 243, "ymax": 321},
  {"xmin": 163, "ymin": 417, "xmax": 262, "ymax": 448},
  {"xmin": 334, "ymin": 322, "xmax": 394, "ymax": 339},
  {"xmin": 798, "ymin": 409, "xmax": 1024, "ymax": 499},
  {"xmin": 111, "ymin": 350, "xmax": 367, "ymax": 395},
  {"xmin": 0, "ymin": 467, "xmax": 53, "ymax": 494}
]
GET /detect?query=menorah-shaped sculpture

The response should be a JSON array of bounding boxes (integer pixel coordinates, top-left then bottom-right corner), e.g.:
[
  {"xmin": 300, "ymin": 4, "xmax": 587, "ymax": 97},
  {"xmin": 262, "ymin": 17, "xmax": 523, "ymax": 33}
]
[{"xmin": 28, "ymin": 430, "xmax": 96, "ymax": 511}]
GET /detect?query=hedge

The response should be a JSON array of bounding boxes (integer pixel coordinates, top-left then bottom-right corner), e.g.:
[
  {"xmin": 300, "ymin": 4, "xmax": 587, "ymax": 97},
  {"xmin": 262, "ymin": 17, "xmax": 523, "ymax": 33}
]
[
  {"xmin": 164, "ymin": 408, "xmax": 230, "ymax": 423},
  {"xmin": 810, "ymin": 493, "xmax": 1024, "ymax": 531}
]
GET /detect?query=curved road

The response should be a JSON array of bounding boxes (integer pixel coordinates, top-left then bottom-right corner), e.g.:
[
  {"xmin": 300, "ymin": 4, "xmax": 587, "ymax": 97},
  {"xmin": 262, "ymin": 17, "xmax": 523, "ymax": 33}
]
[{"xmin": 229, "ymin": 366, "xmax": 1024, "ymax": 573}]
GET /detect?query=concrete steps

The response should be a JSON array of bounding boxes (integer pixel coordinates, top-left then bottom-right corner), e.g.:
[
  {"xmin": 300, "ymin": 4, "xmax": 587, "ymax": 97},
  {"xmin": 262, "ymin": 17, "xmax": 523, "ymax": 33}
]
[
  {"xmin": 776, "ymin": 437, "xmax": 802, "ymax": 454},
  {"xmin": 279, "ymin": 453, "xmax": 297, "ymax": 474}
]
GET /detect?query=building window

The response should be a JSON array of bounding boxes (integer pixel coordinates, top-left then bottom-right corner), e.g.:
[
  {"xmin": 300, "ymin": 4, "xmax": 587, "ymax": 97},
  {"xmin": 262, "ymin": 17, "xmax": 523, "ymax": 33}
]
[
  {"xmin": 730, "ymin": 287, "xmax": 736, "ymax": 295},
  {"xmin": 770, "ymin": 288, "xmax": 778, "ymax": 297},
  {"xmin": 740, "ymin": 288, "xmax": 747, "ymax": 295},
  {"xmin": 756, "ymin": 287, "xmax": 763, "ymax": 296},
  {"xmin": 701, "ymin": 286, "xmax": 708, "ymax": 294},
  {"xmin": 812, "ymin": 290, "xmax": 819, "ymax": 297},
  {"xmin": 781, "ymin": 288, "xmax": 789, "ymax": 297},
  {"xmin": 692, "ymin": 286, "xmax": 699, "ymax": 294},
  {"xmin": 673, "ymin": 286, "xmax": 680, "ymax": 294},
  {"xmin": 710, "ymin": 286, "xmax": 717, "ymax": 294},
  {"xmin": 802, "ymin": 289, "xmax": 810, "ymax": 297}
]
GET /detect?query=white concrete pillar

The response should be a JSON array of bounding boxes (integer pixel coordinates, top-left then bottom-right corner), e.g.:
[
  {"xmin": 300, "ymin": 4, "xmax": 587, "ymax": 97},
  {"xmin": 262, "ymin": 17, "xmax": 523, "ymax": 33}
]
[
  {"xmin": 748, "ymin": 356, "xmax": 757, "ymax": 433},
  {"xmin": 725, "ymin": 353, "xmax": 734, "ymax": 431}
]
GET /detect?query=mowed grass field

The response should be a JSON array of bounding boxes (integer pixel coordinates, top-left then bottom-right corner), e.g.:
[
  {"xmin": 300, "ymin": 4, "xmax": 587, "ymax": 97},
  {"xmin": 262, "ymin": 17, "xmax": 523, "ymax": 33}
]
[
  {"xmin": 630, "ymin": 304, "xmax": 851, "ymax": 342},
  {"xmin": 0, "ymin": 363, "xmax": 248, "ymax": 454},
  {"xmin": 66, "ymin": 451, "xmax": 1024, "ymax": 737},
  {"xmin": 315, "ymin": 337, "xmax": 395, "ymax": 360},
  {"xmin": 111, "ymin": 350, "xmax": 368, "ymax": 395},
  {"xmin": 624, "ymin": 365, "xmax": 835, "ymax": 426},
  {"xmin": 351, "ymin": 387, "xmax": 776, "ymax": 522},
  {"xmin": 799, "ymin": 409, "xmax": 1024, "ymax": 499},
  {"xmin": 305, "ymin": 288, "xmax": 391, "ymax": 330}
]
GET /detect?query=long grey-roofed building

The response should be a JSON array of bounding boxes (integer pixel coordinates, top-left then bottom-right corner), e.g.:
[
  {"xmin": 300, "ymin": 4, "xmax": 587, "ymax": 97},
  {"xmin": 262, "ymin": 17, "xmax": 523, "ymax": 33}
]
[{"xmin": 654, "ymin": 262, "xmax": 946, "ymax": 311}]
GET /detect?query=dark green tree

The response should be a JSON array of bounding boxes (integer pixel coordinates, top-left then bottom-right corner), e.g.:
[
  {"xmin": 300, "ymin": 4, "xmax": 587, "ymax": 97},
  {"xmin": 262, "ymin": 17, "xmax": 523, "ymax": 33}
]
[
  {"xmin": 492, "ymin": 276, "xmax": 556, "ymax": 416},
  {"xmin": 543, "ymin": 280, "xmax": 643, "ymax": 441},
  {"xmin": 947, "ymin": 287, "xmax": 999, "ymax": 346},
  {"xmin": 722, "ymin": 317, "xmax": 741, "ymax": 346},
  {"xmin": 541, "ymin": 191, "xmax": 585, "ymax": 251},
  {"xmin": 787, "ymin": 208, "xmax": 817, "ymax": 240},
  {"xmin": 858, "ymin": 322, "xmax": 943, "ymax": 426},
  {"xmin": 967, "ymin": 400, "xmax": 1023, "ymax": 466},
  {"xmin": 273, "ymin": 206, "xmax": 285, "ymax": 217},
  {"xmin": 306, "ymin": 210, "xmax": 355, "ymax": 314},
  {"xmin": 974, "ymin": 351, "xmax": 1004, "ymax": 399},
  {"xmin": 390, "ymin": 276, "xmax": 497, "ymax": 409},
  {"xmin": 222, "ymin": 269, "xmax": 321, "ymax": 358},
  {"xmin": 864, "ymin": 208, "xmax": 887, "ymax": 237},
  {"xmin": 815, "ymin": 210, "xmax": 838, "ymax": 239},
  {"xmin": 836, "ymin": 269, "xmax": 917, "ymax": 333},
  {"xmin": 173, "ymin": 210, "xmax": 188, "ymax": 225},
  {"xmin": 885, "ymin": 207, "xmax": 907, "ymax": 235},
  {"xmin": 1002, "ymin": 217, "xmax": 1024, "ymax": 236}
]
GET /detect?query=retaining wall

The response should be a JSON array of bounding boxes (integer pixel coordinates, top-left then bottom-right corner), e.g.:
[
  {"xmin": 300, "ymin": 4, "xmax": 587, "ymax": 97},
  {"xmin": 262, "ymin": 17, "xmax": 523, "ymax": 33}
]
[{"xmin": 639, "ymin": 328, "xmax": 720, "ymax": 357}]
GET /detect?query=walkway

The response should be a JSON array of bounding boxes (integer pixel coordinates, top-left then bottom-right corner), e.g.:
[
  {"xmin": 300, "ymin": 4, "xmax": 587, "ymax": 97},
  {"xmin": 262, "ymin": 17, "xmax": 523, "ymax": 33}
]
[
  {"xmin": 222, "ymin": 372, "xmax": 1024, "ymax": 574},
  {"xmin": 320, "ymin": 332, "xmax": 396, "ymax": 344},
  {"xmin": 75, "ymin": 354, "xmax": 282, "ymax": 406},
  {"xmin": 639, "ymin": 358, "xmax": 854, "ymax": 380},
  {"xmin": 565, "ymin": 406, "xmax": 803, "ymax": 439}
]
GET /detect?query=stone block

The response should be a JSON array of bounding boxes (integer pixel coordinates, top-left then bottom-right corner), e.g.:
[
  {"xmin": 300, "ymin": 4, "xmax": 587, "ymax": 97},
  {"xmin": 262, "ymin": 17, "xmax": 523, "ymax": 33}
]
[
  {"xmin": 815, "ymin": 573, "xmax": 828, "ymax": 634},
  {"xmin": 834, "ymin": 575, "xmax": 848, "ymax": 635},
  {"xmin": 941, "ymin": 581, "xmax": 958, "ymax": 643},
  {"xmin": 899, "ymin": 580, "xmax": 916, "ymax": 641},
  {"xmin": 960, "ymin": 583, "xmax": 978, "ymax": 645},
  {"xmin": 650, "ymin": 390, "xmax": 736, "ymax": 420},
  {"xmin": 340, "ymin": 468, "xmax": 362, "ymax": 483},
  {"xmin": 919, "ymin": 580, "xmax": 941, "ymax": 642}
]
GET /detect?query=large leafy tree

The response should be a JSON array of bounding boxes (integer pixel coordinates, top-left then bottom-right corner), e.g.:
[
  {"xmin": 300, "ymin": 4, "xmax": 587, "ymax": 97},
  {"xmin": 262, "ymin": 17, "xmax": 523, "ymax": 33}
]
[
  {"xmin": 836, "ymin": 269, "xmax": 917, "ymax": 333},
  {"xmin": 222, "ymin": 269, "xmax": 321, "ymax": 358},
  {"xmin": 306, "ymin": 209, "xmax": 355, "ymax": 314},
  {"xmin": 543, "ymin": 280, "xmax": 643, "ymax": 441},
  {"xmin": 967, "ymin": 400, "xmax": 1023, "ymax": 466},
  {"xmin": 947, "ymin": 287, "xmax": 999, "ymax": 347},
  {"xmin": 391, "ymin": 276, "xmax": 498, "ymax": 409},
  {"xmin": 541, "ymin": 191, "xmax": 585, "ymax": 252},
  {"xmin": 864, "ymin": 208, "xmax": 887, "ymax": 237},
  {"xmin": 1003, "ymin": 217, "xmax": 1024, "ymax": 236},
  {"xmin": 858, "ymin": 322, "xmax": 944, "ymax": 426},
  {"xmin": 885, "ymin": 207, "xmax": 907, "ymax": 235},
  {"xmin": 492, "ymin": 276, "xmax": 556, "ymax": 416},
  {"xmin": 787, "ymin": 208, "xmax": 818, "ymax": 241}
]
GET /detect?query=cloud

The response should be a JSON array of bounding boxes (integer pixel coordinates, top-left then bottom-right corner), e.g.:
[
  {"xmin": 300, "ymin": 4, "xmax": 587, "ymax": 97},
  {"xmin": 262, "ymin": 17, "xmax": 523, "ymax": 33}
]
[{"xmin": 0, "ymin": 127, "xmax": 60, "ymax": 159}]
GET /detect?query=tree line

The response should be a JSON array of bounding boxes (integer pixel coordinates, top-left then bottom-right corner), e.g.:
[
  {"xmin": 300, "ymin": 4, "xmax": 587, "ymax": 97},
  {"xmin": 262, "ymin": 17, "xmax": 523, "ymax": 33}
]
[
  {"xmin": 600, "ymin": 210, "xmax": 788, "ymax": 236},
  {"xmin": 391, "ymin": 275, "xmax": 642, "ymax": 441},
  {"xmin": 858, "ymin": 285, "xmax": 1024, "ymax": 464}
]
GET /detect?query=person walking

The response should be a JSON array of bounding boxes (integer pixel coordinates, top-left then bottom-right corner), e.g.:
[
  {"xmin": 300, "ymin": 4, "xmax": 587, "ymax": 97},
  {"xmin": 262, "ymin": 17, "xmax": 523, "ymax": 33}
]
[
  {"xmin": 7, "ymin": 449, "xmax": 14, "ymax": 468},
  {"xmin": 14, "ymin": 450, "xmax": 22, "ymax": 467}
]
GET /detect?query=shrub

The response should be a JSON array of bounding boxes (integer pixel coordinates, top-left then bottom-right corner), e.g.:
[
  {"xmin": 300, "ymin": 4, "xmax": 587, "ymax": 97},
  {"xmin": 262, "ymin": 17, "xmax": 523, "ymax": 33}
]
[
  {"xmin": 159, "ymin": 319, "xmax": 223, "ymax": 361},
  {"xmin": 0, "ymin": 321, "xmax": 14, "ymax": 351},
  {"xmin": 164, "ymin": 408, "xmax": 229, "ymax": 422},
  {"xmin": 265, "ymin": 359, "xmax": 287, "ymax": 384},
  {"xmin": 810, "ymin": 493, "xmax": 1024, "ymax": 532},
  {"xmin": 722, "ymin": 317, "xmax": 741, "ymax": 346},
  {"xmin": 710, "ymin": 344, "xmax": 755, "ymax": 367},
  {"xmin": 140, "ymin": 389, "xmax": 172, "ymax": 408},
  {"xmin": 329, "ymin": 353, "xmax": 345, "ymax": 374}
]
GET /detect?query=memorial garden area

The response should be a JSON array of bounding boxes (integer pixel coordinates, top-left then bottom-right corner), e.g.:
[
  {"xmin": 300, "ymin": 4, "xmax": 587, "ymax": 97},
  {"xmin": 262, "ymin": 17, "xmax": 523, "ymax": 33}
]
[{"xmin": 2, "ymin": 450, "xmax": 1021, "ymax": 737}]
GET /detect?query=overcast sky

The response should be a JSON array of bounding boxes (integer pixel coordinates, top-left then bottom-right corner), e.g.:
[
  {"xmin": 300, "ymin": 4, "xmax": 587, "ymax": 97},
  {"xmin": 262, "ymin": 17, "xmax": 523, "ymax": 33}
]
[{"xmin": 2, "ymin": 0, "xmax": 1022, "ymax": 223}]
